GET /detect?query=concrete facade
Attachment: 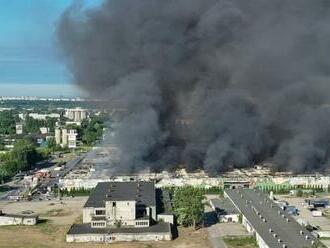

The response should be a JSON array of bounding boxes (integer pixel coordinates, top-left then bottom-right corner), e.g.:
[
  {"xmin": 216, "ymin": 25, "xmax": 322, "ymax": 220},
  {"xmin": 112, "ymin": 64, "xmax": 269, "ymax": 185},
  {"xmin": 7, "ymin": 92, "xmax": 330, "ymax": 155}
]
[
  {"xmin": 67, "ymin": 231, "xmax": 172, "ymax": 243},
  {"xmin": 157, "ymin": 214, "xmax": 174, "ymax": 224},
  {"xmin": 67, "ymin": 182, "xmax": 172, "ymax": 243},
  {"xmin": 66, "ymin": 223, "xmax": 172, "ymax": 243},
  {"xmin": 83, "ymin": 182, "xmax": 157, "ymax": 228},
  {"xmin": 55, "ymin": 128, "xmax": 77, "ymax": 148},
  {"xmin": 105, "ymin": 200, "xmax": 137, "ymax": 226},
  {"xmin": 0, "ymin": 211, "xmax": 38, "ymax": 226},
  {"xmin": 65, "ymin": 108, "xmax": 88, "ymax": 122}
]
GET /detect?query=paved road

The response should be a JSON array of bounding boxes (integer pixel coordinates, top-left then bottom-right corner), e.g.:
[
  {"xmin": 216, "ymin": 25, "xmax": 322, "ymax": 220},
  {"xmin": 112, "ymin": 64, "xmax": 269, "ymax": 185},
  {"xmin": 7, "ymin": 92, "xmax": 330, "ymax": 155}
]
[
  {"xmin": 208, "ymin": 224, "xmax": 228, "ymax": 248},
  {"xmin": 204, "ymin": 209, "xmax": 228, "ymax": 248}
]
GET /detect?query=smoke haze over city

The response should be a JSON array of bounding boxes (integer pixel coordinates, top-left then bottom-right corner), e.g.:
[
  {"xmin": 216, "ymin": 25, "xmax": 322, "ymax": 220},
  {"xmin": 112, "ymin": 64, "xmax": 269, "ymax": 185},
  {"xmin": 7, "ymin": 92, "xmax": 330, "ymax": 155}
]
[{"xmin": 58, "ymin": 0, "xmax": 330, "ymax": 174}]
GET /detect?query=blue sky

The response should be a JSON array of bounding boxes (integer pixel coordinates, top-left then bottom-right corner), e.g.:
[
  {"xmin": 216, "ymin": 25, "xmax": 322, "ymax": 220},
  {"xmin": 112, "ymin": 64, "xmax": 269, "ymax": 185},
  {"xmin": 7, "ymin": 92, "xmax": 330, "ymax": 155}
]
[{"xmin": 0, "ymin": 0, "xmax": 102, "ymax": 96}]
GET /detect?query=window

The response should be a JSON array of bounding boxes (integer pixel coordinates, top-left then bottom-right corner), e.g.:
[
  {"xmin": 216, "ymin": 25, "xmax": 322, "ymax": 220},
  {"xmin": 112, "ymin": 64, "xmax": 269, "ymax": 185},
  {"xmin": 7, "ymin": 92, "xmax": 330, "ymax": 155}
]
[
  {"xmin": 136, "ymin": 221, "xmax": 148, "ymax": 226},
  {"xmin": 95, "ymin": 210, "xmax": 105, "ymax": 215},
  {"xmin": 92, "ymin": 222, "xmax": 106, "ymax": 227}
]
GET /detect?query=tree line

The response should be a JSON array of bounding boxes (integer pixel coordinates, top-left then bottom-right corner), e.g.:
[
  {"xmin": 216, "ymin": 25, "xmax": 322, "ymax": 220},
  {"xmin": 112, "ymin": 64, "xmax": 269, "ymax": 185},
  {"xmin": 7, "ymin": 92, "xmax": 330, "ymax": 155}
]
[{"xmin": 0, "ymin": 140, "xmax": 44, "ymax": 182}]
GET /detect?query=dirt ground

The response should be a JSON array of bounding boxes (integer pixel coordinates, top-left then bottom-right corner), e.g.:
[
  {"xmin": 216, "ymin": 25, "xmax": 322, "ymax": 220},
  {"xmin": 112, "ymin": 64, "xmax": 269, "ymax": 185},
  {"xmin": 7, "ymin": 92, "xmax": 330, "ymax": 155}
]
[
  {"xmin": 0, "ymin": 197, "xmax": 211, "ymax": 248},
  {"xmin": 0, "ymin": 197, "xmax": 87, "ymax": 225}
]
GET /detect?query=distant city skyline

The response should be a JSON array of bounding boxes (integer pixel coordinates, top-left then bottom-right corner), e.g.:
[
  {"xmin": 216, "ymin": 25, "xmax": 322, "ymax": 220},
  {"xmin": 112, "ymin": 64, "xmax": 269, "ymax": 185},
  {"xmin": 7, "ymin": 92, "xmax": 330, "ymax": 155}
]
[
  {"xmin": 0, "ymin": 0, "xmax": 102, "ymax": 96},
  {"xmin": 0, "ymin": 83, "xmax": 85, "ymax": 97}
]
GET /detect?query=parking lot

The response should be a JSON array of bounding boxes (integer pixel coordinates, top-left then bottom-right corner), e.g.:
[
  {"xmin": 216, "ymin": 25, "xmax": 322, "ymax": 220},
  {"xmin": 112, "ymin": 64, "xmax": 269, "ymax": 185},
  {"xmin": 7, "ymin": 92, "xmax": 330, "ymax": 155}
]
[{"xmin": 278, "ymin": 196, "xmax": 330, "ymax": 238}]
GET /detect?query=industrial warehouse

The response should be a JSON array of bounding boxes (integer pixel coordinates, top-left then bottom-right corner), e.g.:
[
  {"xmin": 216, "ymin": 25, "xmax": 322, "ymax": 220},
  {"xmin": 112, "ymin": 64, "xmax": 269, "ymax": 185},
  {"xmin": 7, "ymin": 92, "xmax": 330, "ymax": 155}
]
[
  {"xmin": 66, "ymin": 181, "xmax": 173, "ymax": 243},
  {"xmin": 225, "ymin": 188, "xmax": 319, "ymax": 248}
]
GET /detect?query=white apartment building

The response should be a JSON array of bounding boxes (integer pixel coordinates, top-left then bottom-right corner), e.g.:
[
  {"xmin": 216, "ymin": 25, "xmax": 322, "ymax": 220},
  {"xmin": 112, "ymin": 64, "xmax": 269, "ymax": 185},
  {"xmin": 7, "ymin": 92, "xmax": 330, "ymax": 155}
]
[
  {"xmin": 55, "ymin": 128, "xmax": 77, "ymax": 148},
  {"xmin": 19, "ymin": 113, "xmax": 60, "ymax": 120},
  {"xmin": 65, "ymin": 108, "xmax": 89, "ymax": 122}
]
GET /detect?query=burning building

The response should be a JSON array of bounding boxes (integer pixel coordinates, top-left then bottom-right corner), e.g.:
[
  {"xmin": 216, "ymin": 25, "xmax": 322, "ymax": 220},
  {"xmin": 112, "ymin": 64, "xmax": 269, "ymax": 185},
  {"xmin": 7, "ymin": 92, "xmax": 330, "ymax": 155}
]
[{"xmin": 58, "ymin": 0, "xmax": 330, "ymax": 174}]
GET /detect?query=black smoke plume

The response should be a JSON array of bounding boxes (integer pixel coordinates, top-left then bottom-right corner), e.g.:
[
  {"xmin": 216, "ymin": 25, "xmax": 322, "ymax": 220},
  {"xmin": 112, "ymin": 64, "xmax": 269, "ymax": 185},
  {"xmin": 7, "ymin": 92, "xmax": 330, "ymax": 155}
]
[{"xmin": 57, "ymin": 0, "xmax": 330, "ymax": 174}]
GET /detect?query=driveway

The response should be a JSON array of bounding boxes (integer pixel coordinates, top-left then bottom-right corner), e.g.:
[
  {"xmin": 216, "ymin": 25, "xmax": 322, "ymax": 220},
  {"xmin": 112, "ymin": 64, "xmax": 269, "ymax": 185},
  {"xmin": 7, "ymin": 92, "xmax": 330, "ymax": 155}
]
[
  {"xmin": 208, "ymin": 223, "xmax": 228, "ymax": 248},
  {"xmin": 204, "ymin": 209, "xmax": 227, "ymax": 248}
]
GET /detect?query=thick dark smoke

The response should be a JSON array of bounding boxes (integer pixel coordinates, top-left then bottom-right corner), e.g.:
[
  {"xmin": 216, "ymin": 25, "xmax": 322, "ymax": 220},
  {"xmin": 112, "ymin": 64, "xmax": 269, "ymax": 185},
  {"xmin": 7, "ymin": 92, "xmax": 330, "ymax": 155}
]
[{"xmin": 57, "ymin": 0, "xmax": 330, "ymax": 174}]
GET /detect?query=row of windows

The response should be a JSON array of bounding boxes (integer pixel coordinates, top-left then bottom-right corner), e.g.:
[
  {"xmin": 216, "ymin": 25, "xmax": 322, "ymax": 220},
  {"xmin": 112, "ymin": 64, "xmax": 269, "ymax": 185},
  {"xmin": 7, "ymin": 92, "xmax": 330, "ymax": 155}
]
[
  {"xmin": 92, "ymin": 222, "xmax": 106, "ymax": 227},
  {"xmin": 136, "ymin": 221, "xmax": 149, "ymax": 226}
]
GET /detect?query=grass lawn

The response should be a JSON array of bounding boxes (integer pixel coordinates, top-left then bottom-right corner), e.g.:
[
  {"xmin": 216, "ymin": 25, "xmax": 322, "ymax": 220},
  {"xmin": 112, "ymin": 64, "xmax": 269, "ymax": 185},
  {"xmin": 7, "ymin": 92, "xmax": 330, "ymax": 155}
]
[{"xmin": 223, "ymin": 236, "xmax": 258, "ymax": 248}]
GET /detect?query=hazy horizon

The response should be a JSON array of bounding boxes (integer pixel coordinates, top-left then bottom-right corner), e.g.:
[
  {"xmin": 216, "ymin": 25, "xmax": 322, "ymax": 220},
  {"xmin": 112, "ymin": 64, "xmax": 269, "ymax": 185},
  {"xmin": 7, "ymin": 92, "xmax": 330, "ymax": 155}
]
[{"xmin": 0, "ymin": 83, "xmax": 85, "ymax": 97}]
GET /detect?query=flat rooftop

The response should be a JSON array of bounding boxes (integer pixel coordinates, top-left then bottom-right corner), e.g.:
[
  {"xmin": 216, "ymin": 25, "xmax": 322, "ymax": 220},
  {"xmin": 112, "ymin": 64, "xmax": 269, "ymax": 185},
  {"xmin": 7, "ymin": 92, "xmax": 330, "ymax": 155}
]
[
  {"xmin": 84, "ymin": 181, "xmax": 156, "ymax": 208},
  {"xmin": 225, "ymin": 189, "xmax": 318, "ymax": 248},
  {"xmin": 67, "ymin": 222, "xmax": 171, "ymax": 235},
  {"xmin": 0, "ymin": 210, "xmax": 38, "ymax": 218}
]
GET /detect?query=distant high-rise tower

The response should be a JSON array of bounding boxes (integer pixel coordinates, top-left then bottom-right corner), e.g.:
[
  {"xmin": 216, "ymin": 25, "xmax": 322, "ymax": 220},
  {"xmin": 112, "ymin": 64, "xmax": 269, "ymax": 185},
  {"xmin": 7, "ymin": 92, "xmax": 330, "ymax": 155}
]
[{"xmin": 55, "ymin": 128, "xmax": 61, "ymax": 145}]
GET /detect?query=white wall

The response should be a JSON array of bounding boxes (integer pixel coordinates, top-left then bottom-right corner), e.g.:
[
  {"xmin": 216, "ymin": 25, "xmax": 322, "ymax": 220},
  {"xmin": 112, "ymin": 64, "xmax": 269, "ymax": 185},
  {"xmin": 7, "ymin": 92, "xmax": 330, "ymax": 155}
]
[
  {"xmin": 83, "ymin": 208, "xmax": 94, "ymax": 223},
  {"xmin": 0, "ymin": 216, "xmax": 37, "ymax": 226},
  {"xmin": 219, "ymin": 214, "xmax": 239, "ymax": 223},
  {"xmin": 255, "ymin": 232, "xmax": 270, "ymax": 248},
  {"xmin": 157, "ymin": 214, "xmax": 174, "ymax": 224},
  {"xmin": 105, "ymin": 201, "xmax": 136, "ymax": 223},
  {"xmin": 67, "ymin": 232, "xmax": 172, "ymax": 243}
]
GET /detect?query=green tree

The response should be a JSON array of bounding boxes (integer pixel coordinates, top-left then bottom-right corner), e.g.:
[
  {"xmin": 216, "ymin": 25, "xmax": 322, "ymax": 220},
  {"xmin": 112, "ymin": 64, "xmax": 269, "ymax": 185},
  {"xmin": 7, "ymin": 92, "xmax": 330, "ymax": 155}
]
[
  {"xmin": 10, "ymin": 140, "xmax": 40, "ymax": 170},
  {"xmin": 0, "ymin": 139, "xmax": 43, "ymax": 182},
  {"xmin": 81, "ymin": 116, "xmax": 105, "ymax": 145},
  {"xmin": 0, "ymin": 110, "xmax": 17, "ymax": 135},
  {"xmin": 47, "ymin": 137, "xmax": 56, "ymax": 149},
  {"xmin": 173, "ymin": 187, "xmax": 206, "ymax": 228},
  {"xmin": 25, "ymin": 116, "xmax": 58, "ymax": 134}
]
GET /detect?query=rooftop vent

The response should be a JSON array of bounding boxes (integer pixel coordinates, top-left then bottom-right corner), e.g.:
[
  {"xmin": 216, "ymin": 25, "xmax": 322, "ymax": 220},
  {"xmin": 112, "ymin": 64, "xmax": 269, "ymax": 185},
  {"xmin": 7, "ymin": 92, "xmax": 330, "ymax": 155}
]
[
  {"xmin": 305, "ymin": 235, "xmax": 309, "ymax": 240},
  {"xmin": 269, "ymin": 228, "xmax": 273, "ymax": 233},
  {"xmin": 278, "ymin": 239, "xmax": 281, "ymax": 243},
  {"xmin": 282, "ymin": 244, "xmax": 287, "ymax": 248},
  {"xmin": 273, "ymin": 233, "xmax": 277, "ymax": 238},
  {"xmin": 300, "ymin": 230, "xmax": 304, "ymax": 235}
]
